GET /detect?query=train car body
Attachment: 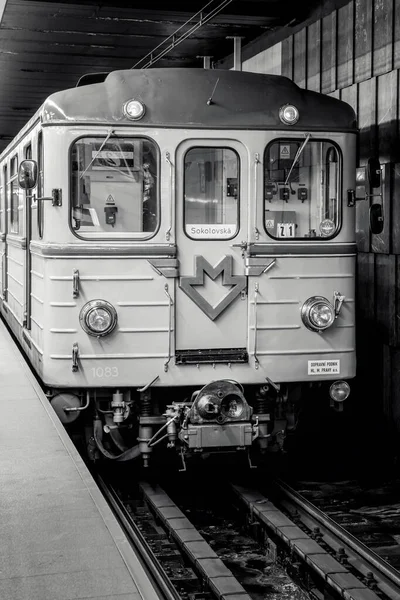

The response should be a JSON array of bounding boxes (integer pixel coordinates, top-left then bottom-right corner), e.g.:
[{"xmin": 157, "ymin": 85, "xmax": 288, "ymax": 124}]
[{"xmin": 0, "ymin": 68, "xmax": 358, "ymax": 468}]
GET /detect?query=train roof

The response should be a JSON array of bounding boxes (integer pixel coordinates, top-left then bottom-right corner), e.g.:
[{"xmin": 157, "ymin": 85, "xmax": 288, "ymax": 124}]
[{"xmin": 40, "ymin": 68, "xmax": 356, "ymax": 133}]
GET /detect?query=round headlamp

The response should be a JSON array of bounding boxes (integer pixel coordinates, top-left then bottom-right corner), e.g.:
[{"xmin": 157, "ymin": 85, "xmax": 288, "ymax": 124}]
[
  {"xmin": 330, "ymin": 381, "xmax": 350, "ymax": 402},
  {"xmin": 123, "ymin": 99, "xmax": 145, "ymax": 120},
  {"xmin": 301, "ymin": 296, "xmax": 335, "ymax": 332},
  {"xmin": 79, "ymin": 300, "xmax": 117, "ymax": 337},
  {"xmin": 279, "ymin": 104, "xmax": 299, "ymax": 125}
]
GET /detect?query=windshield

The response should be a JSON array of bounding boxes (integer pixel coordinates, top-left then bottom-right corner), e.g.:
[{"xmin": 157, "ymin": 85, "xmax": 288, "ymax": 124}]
[
  {"xmin": 71, "ymin": 136, "xmax": 158, "ymax": 238},
  {"xmin": 264, "ymin": 139, "xmax": 340, "ymax": 239}
]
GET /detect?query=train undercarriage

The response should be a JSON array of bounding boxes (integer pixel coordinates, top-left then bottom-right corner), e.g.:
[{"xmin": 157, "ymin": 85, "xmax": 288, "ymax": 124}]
[{"xmin": 49, "ymin": 377, "xmax": 349, "ymax": 470}]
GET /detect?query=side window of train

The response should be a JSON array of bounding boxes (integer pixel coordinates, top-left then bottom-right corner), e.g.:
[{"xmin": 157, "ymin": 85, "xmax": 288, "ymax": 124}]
[
  {"xmin": 70, "ymin": 136, "xmax": 159, "ymax": 238},
  {"xmin": 264, "ymin": 140, "xmax": 340, "ymax": 239},
  {"xmin": 0, "ymin": 167, "xmax": 3, "ymax": 234},
  {"xmin": 184, "ymin": 147, "xmax": 239, "ymax": 240},
  {"xmin": 9, "ymin": 155, "xmax": 19, "ymax": 235}
]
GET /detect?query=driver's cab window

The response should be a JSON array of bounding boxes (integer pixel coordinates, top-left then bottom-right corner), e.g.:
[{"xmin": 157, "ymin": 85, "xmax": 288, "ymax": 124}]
[
  {"xmin": 71, "ymin": 136, "xmax": 158, "ymax": 239},
  {"xmin": 264, "ymin": 139, "xmax": 340, "ymax": 239}
]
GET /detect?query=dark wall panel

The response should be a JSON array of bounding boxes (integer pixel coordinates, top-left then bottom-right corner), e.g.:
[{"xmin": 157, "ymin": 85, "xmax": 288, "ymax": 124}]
[
  {"xmin": 354, "ymin": 0, "xmax": 373, "ymax": 82},
  {"xmin": 391, "ymin": 163, "xmax": 400, "ymax": 254},
  {"xmin": 394, "ymin": 0, "xmax": 400, "ymax": 69},
  {"xmin": 337, "ymin": 1, "xmax": 354, "ymax": 88},
  {"xmin": 373, "ymin": 0, "xmax": 393, "ymax": 76},
  {"xmin": 391, "ymin": 345, "xmax": 400, "ymax": 437},
  {"xmin": 307, "ymin": 21, "xmax": 321, "ymax": 92},
  {"xmin": 375, "ymin": 254, "xmax": 396, "ymax": 345},
  {"xmin": 340, "ymin": 83, "xmax": 358, "ymax": 113},
  {"xmin": 321, "ymin": 12, "xmax": 337, "ymax": 93},
  {"xmin": 377, "ymin": 70, "xmax": 399, "ymax": 164},
  {"xmin": 357, "ymin": 252, "xmax": 375, "ymax": 325},
  {"xmin": 281, "ymin": 37, "xmax": 293, "ymax": 79},
  {"xmin": 293, "ymin": 29, "xmax": 307, "ymax": 88},
  {"xmin": 358, "ymin": 78, "xmax": 377, "ymax": 165}
]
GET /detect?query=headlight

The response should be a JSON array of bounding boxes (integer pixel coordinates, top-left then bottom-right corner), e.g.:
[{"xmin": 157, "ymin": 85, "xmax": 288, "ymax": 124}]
[
  {"xmin": 123, "ymin": 99, "xmax": 145, "ymax": 120},
  {"xmin": 79, "ymin": 300, "xmax": 117, "ymax": 337},
  {"xmin": 330, "ymin": 381, "xmax": 350, "ymax": 402},
  {"xmin": 279, "ymin": 104, "xmax": 299, "ymax": 125},
  {"xmin": 301, "ymin": 296, "xmax": 335, "ymax": 332}
]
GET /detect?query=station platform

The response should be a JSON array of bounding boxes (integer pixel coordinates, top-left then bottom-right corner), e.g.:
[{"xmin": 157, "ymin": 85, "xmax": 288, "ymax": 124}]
[{"xmin": 0, "ymin": 319, "xmax": 158, "ymax": 600}]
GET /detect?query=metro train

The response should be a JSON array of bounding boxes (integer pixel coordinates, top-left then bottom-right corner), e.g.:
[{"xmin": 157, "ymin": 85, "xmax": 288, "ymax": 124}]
[{"xmin": 0, "ymin": 67, "xmax": 368, "ymax": 469}]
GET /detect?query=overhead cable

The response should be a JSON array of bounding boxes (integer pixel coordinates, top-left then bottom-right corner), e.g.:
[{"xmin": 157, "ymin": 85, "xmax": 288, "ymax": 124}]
[{"xmin": 132, "ymin": 0, "xmax": 234, "ymax": 69}]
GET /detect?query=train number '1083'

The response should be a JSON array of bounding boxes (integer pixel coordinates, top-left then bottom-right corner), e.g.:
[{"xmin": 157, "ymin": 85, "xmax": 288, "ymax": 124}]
[{"xmin": 91, "ymin": 367, "xmax": 119, "ymax": 378}]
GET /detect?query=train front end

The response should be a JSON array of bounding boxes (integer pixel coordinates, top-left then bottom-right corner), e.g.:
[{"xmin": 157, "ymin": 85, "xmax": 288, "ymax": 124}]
[{"xmin": 14, "ymin": 69, "xmax": 358, "ymax": 468}]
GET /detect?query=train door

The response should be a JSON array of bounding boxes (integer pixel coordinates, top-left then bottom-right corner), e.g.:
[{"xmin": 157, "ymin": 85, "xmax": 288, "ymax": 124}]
[
  {"xmin": 2, "ymin": 163, "xmax": 9, "ymax": 302},
  {"xmin": 0, "ymin": 165, "xmax": 6, "ymax": 301},
  {"xmin": 175, "ymin": 140, "xmax": 248, "ymax": 358},
  {"xmin": 25, "ymin": 132, "xmax": 43, "ymax": 328},
  {"xmin": 24, "ymin": 143, "xmax": 32, "ymax": 329}
]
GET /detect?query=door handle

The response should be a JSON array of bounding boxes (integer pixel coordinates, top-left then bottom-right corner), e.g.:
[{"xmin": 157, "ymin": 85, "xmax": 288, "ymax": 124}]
[{"xmin": 230, "ymin": 240, "xmax": 247, "ymax": 250}]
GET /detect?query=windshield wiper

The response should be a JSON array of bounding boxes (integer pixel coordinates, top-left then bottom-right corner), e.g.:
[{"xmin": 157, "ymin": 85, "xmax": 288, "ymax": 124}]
[
  {"xmin": 284, "ymin": 133, "xmax": 311, "ymax": 185},
  {"xmin": 80, "ymin": 128, "xmax": 115, "ymax": 179}
]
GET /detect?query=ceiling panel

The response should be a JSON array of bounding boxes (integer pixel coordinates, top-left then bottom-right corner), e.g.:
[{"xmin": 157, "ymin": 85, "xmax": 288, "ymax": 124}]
[{"xmin": 0, "ymin": 0, "xmax": 317, "ymax": 150}]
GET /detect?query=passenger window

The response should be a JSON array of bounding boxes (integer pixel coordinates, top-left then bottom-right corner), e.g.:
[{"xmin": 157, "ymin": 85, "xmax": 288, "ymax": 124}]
[
  {"xmin": 9, "ymin": 156, "xmax": 19, "ymax": 234},
  {"xmin": 0, "ymin": 169, "xmax": 3, "ymax": 234},
  {"xmin": 264, "ymin": 140, "xmax": 340, "ymax": 239},
  {"xmin": 70, "ymin": 136, "xmax": 158, "ymax": 238},
  {"xmin": 184, "ymin": 147, "xmax": 239, "ymax": 239}
]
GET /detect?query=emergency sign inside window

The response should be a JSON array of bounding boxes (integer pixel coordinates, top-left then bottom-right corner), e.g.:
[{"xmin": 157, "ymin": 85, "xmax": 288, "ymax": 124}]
[
  {"xmin": 264, "ymin": 139, "xmax": 341, "ymax": 240},
  {"xmin": 70, "ymin": 136, "xmax": 158, "ymax": 238}
]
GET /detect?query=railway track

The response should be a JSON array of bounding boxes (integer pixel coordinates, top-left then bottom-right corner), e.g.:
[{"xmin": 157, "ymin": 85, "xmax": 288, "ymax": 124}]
[
  {"xmin": 232, "ymin": 478, "xmax": 400, "ymax": 600},
  {"xmin": 96, "ymin": 469, "xmax": 308, "ymax": 600},
  {"xmin": 95, "ymin": 474, "xmax": 183, "ymax": 600},
  {"xmin": 95, "ymin": 469, "xmax": 400, "ymax": 600}
]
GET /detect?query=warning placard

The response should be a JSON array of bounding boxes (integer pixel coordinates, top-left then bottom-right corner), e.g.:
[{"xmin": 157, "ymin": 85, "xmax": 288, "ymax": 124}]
[
  {"xmin": 280, "ymin": 144, "xmax": 291, "ymax": 159},
  {"xmin": 308, "ymin": 360, "xmax": 340, "ymax": 375},
  {"xmin": 265, "ymin": 219, "xmax": 275, "ymax": 229}
]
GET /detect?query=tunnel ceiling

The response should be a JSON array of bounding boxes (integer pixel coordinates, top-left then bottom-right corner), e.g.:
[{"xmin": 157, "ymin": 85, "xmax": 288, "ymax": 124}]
[{"xmin": 0, "ymin": 0, "xmax": 318, "ymax": 151}]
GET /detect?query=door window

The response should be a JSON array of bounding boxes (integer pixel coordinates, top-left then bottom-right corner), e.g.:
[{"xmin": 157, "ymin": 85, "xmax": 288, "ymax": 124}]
[
  {"xmin": 9, "ymin": 156, "xmax": 19, "ymax": 234},
  {"xmin": 264, "ymin": 139, "xmax": 341, "ymax": 239},
  {"xmin": 37, "ymin": 132, "xmax": 44, "ymax": 238},
  {"xmin": 184, "ymin": 147, "xmax": 239, "ymax": 240}
]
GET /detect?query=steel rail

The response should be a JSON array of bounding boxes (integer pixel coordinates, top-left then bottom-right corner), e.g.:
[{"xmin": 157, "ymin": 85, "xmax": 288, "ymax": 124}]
[
  {"xmin": 95, "ymin": 474, "xmax": 180, "ymax": 600},
  {"xmin": 274, "ymin": 478, "xmax": 400, "ymax": 590}
]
